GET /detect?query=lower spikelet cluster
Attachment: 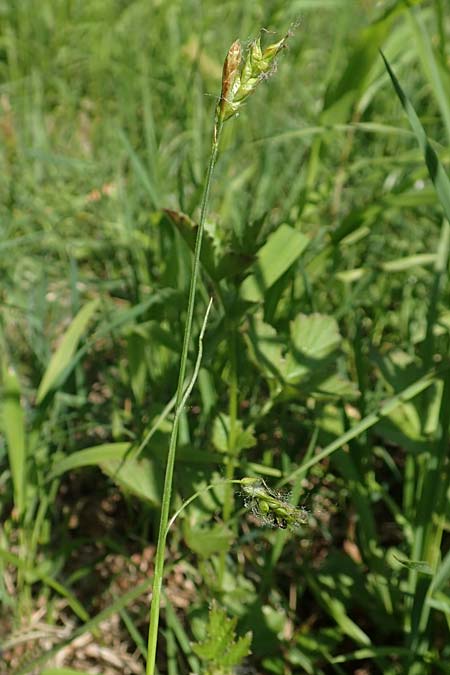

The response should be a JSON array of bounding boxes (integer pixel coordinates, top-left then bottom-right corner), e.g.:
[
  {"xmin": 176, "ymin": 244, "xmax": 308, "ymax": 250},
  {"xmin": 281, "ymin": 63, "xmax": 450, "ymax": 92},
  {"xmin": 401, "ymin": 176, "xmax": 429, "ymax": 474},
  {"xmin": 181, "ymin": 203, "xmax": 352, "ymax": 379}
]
[{"xmin": 240, "ymin": 478, "xmax": 308, "ymax": 531}]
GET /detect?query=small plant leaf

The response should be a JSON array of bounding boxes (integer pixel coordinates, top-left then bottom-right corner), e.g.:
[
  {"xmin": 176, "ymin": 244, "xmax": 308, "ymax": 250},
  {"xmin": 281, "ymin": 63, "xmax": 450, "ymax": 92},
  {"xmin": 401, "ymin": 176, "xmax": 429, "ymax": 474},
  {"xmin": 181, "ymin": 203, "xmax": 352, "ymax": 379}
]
[
  {"xmin": 212, "ymin": 413, "xmax": 256, "ymax": 454},
  {"xmin": 240, "ymin": 224, "xmax": 309, "ymax": 302},
  {"xmin": 286, "ymin": 313, "xmax": 341, "ymax": 382},
  {"xmin": 162, "ymin": 208, "xmax": 219, "ymax": 280},
  {"xmin": 163, "ymin": 208, "xmax": 254, "ymax": 282},
  {"xmin": 192, "ymin": 602, "xmax": 252, "ymax": 671},
  {"xmin": 247, "ymin": 313, "xmax": 351, "ymax": 399},
  {"xmin": 102, "ymin": 456, "xmax": 160, "ymax": 506},
  {"xmin": 246, "ymin": 315, "xmax": 286, "ymax": 386},
  {"xmin": 184, "ymin": 523, "xmax": 234, "ymax": 557},
  {"xmin": 221, "ymin": 632, "xmax": 253, "ymax": 669}
]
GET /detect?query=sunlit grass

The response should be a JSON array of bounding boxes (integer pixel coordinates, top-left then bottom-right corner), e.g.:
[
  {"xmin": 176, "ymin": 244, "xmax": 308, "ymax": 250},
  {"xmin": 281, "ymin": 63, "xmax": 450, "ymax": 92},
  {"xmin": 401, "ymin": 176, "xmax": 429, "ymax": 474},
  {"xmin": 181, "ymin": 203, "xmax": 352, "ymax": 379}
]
[{"xmin": 1, "ymin": 2, "xmax": 450, "ymax": 674}]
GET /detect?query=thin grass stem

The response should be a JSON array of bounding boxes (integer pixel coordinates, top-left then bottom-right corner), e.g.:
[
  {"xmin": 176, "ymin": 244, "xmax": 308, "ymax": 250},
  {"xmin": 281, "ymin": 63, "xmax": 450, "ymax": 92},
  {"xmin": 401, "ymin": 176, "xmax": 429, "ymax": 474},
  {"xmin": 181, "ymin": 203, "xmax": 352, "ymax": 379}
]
[{"xmin": 145, "ymin": 118, "xmax": 223, "ymax": 675}]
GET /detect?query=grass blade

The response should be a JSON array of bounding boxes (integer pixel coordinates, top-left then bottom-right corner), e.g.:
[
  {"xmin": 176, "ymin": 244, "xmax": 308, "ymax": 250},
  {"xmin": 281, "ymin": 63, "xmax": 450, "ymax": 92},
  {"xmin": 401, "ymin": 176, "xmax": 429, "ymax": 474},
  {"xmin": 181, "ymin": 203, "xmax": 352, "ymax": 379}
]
[
  {"xmin": 380, "ymin": 51, "xmax": 450, "ymax": 222},
  {"xmin": 407, "ymin": 8, "xmax": 450, "ymax": 145},
  {"xmin": 1, "ymin": 365, "xmax": 26, "ymax": 518},
  {"xmin": 281, "ymin": 367, "xmax": 441, "ymax": 485},
  {"xmin": 36, "ymin": 299, "xmax": 99, "ymax": 403}
]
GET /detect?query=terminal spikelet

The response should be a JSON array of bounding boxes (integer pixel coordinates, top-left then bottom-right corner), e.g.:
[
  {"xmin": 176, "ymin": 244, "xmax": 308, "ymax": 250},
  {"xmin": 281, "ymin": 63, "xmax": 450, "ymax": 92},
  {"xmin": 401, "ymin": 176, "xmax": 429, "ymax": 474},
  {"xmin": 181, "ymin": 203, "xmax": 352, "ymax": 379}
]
[{"xmin": 215, "ymin": 29, "xmax": 290, "ymax": 137}]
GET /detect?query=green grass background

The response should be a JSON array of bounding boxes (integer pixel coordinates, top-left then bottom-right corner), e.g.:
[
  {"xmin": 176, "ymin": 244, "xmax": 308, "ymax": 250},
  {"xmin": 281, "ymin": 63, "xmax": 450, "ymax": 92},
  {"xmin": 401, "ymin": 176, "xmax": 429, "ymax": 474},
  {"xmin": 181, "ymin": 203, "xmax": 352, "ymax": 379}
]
[{"xmin": 1, "ymin": 1, "xmax": 450, "ymax": 674}]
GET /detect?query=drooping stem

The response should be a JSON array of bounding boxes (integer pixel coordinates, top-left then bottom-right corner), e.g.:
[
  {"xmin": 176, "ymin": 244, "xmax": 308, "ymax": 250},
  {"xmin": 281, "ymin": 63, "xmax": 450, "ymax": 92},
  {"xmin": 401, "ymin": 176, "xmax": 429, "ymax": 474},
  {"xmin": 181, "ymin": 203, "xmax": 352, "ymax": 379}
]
[
  {"xmin": 145, "ymin": 118, "xmax": 223, "ymax": 675},
  {"xmin": 165, "ymin": 478, "xmax": 244, "ymax": 538}
]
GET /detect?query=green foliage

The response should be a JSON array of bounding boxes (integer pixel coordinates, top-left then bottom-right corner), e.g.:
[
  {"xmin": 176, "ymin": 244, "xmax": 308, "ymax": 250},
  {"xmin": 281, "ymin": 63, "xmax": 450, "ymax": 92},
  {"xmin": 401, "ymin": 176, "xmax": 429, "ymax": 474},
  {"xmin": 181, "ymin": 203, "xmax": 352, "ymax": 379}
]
[
  {"xmin": 212, "ymin": 414, "xmax": 256, "ymax": 454},
  {"xmin": 36, "ymin": 299, "xmax": 100, "ymax": 403},
  {"xmin": 1, "ymin": 365, "xmax": 26, "ymax": 518},
  {"xmin": 49, "ymin": 442, "xmax": 161, "ymax": 505},
  {"xmin": 192, "ymin": 602, "xmax": 252, "ymax": 675},
  {"xmin": 184, "ymin": 522, "xmax": 234, "ymax": 558},
  {"xmin": 1, "ymin": 1, "xmax": 450, "ymax": 674},
  {"xmin": 247, "ymin": 312, "xmax": 357, "ymax": 398},
  {"xmin": 240, "ymin": 224, "xmax": 309, "ymax": 302}
]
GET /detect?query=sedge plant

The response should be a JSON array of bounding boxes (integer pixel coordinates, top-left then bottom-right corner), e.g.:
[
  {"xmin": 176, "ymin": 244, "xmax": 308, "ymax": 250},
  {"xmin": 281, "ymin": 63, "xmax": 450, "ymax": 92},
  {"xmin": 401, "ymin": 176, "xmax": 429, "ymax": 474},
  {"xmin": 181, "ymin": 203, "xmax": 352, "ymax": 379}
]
[{"xmin": 145, "ymin": 28, "xmax": 292, "ymax": 675}]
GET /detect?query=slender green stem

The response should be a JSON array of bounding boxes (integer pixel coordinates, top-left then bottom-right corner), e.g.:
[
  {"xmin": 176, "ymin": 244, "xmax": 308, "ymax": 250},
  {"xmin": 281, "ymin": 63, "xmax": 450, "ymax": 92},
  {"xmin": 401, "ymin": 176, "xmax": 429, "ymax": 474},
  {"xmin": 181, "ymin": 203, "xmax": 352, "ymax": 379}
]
[
  {"xmin": 224, "ymin": 327, "xmax": 239, "ymax": 520},
  {"xmin": 218, "ymin": 327, "xmax": 239, "ymax": 585},
  {"xmin": 146, "ymin": 118, "xmax": 223, "ymax": 675},
  {"xmin": 165, "ymin": 479, "xmax": 243, "ymax": 538}
]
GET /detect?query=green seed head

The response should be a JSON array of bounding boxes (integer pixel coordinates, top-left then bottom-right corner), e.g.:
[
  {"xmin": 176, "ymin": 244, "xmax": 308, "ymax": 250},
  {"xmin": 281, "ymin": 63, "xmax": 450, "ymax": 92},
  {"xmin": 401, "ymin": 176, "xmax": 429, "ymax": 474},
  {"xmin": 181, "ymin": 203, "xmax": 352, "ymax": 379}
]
[
  {"xmin": 216, "ymin": 29, "xmax": 290, "ymax": 128},
  {"xmin": 240, "ymin": 478, "xmax": 309, "ymax": 531}
]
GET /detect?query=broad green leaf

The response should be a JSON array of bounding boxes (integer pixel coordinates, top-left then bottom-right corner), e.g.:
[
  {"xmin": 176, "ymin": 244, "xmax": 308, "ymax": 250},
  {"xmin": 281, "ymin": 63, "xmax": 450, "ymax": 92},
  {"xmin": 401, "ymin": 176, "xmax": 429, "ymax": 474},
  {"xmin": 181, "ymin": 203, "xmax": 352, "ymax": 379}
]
[
  {"xmin": 1, "ymin": 365, "xmax": 26, "ymax": 517},
  {"xmin": 246, "ymin": 316, "xmax": 286, "ymax": 385},
  {"xmin": 102, "ymin": 456, "xmax": 160, "ymax": 506},
  {"xmin": 50, "ymin": 443, "xmax": 160, "ymax": 505},
  {"xmin": 246, "ymin": 314, "xmax": 351, "ymax": 398},
  {"xmin": 50, "ymin": 443, "xmax": 132, "ymax": 476},
  {"xmin": 373, "ymin": 349, "xmax": 434, "ymax": 450},
  {"xmin": 283, "ymin": 368, "xmax": 439, "ymax": 485},
  {"xmin": 240, "ymin": 224, "xmax": 309, "ymax": 302},
  {"xmin": 286, "ymin": 313, "xmax": 341, "ymax": 382},
  {"xmin": 312, "ymin": 373, "xmax": 359, "ymax": 399},
  {"xmin": 377, "ymin": 402, "xmax": 427, "ymax": 452},
  {"xmin": 36, "ymin": 299, "xmax": 100, "ymax": 403}
]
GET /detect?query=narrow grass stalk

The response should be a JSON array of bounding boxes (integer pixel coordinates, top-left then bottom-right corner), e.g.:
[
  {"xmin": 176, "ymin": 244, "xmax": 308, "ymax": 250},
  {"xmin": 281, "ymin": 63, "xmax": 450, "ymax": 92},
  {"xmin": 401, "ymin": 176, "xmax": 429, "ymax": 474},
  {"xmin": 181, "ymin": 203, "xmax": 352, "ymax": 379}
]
[
  {"xmin": 145, "ymin": 31, "xmax": 291, "ymax": 673},
  {"xmin": 145, "ymin": 119, "xmax": 222, "ymax": 675},
  {"xmin": 218, "ymin": 327, "xmax": 239, "ymax": 586}
]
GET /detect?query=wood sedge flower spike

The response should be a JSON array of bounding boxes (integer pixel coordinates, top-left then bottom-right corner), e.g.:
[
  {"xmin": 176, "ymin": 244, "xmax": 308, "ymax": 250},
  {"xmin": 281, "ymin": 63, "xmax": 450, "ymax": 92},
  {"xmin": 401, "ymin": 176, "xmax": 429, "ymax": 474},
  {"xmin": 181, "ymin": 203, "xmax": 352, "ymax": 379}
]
[
  {"xmin": 147, "ymin": 29, "xmax": 291, "ymax": 675},
  {"xmin": 240, "ymin": 478, "xmax": 308, "ymax": 531},
  {"xmin": 215, "ymin": 29, "xmax": 290, "ymax": 136}
]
